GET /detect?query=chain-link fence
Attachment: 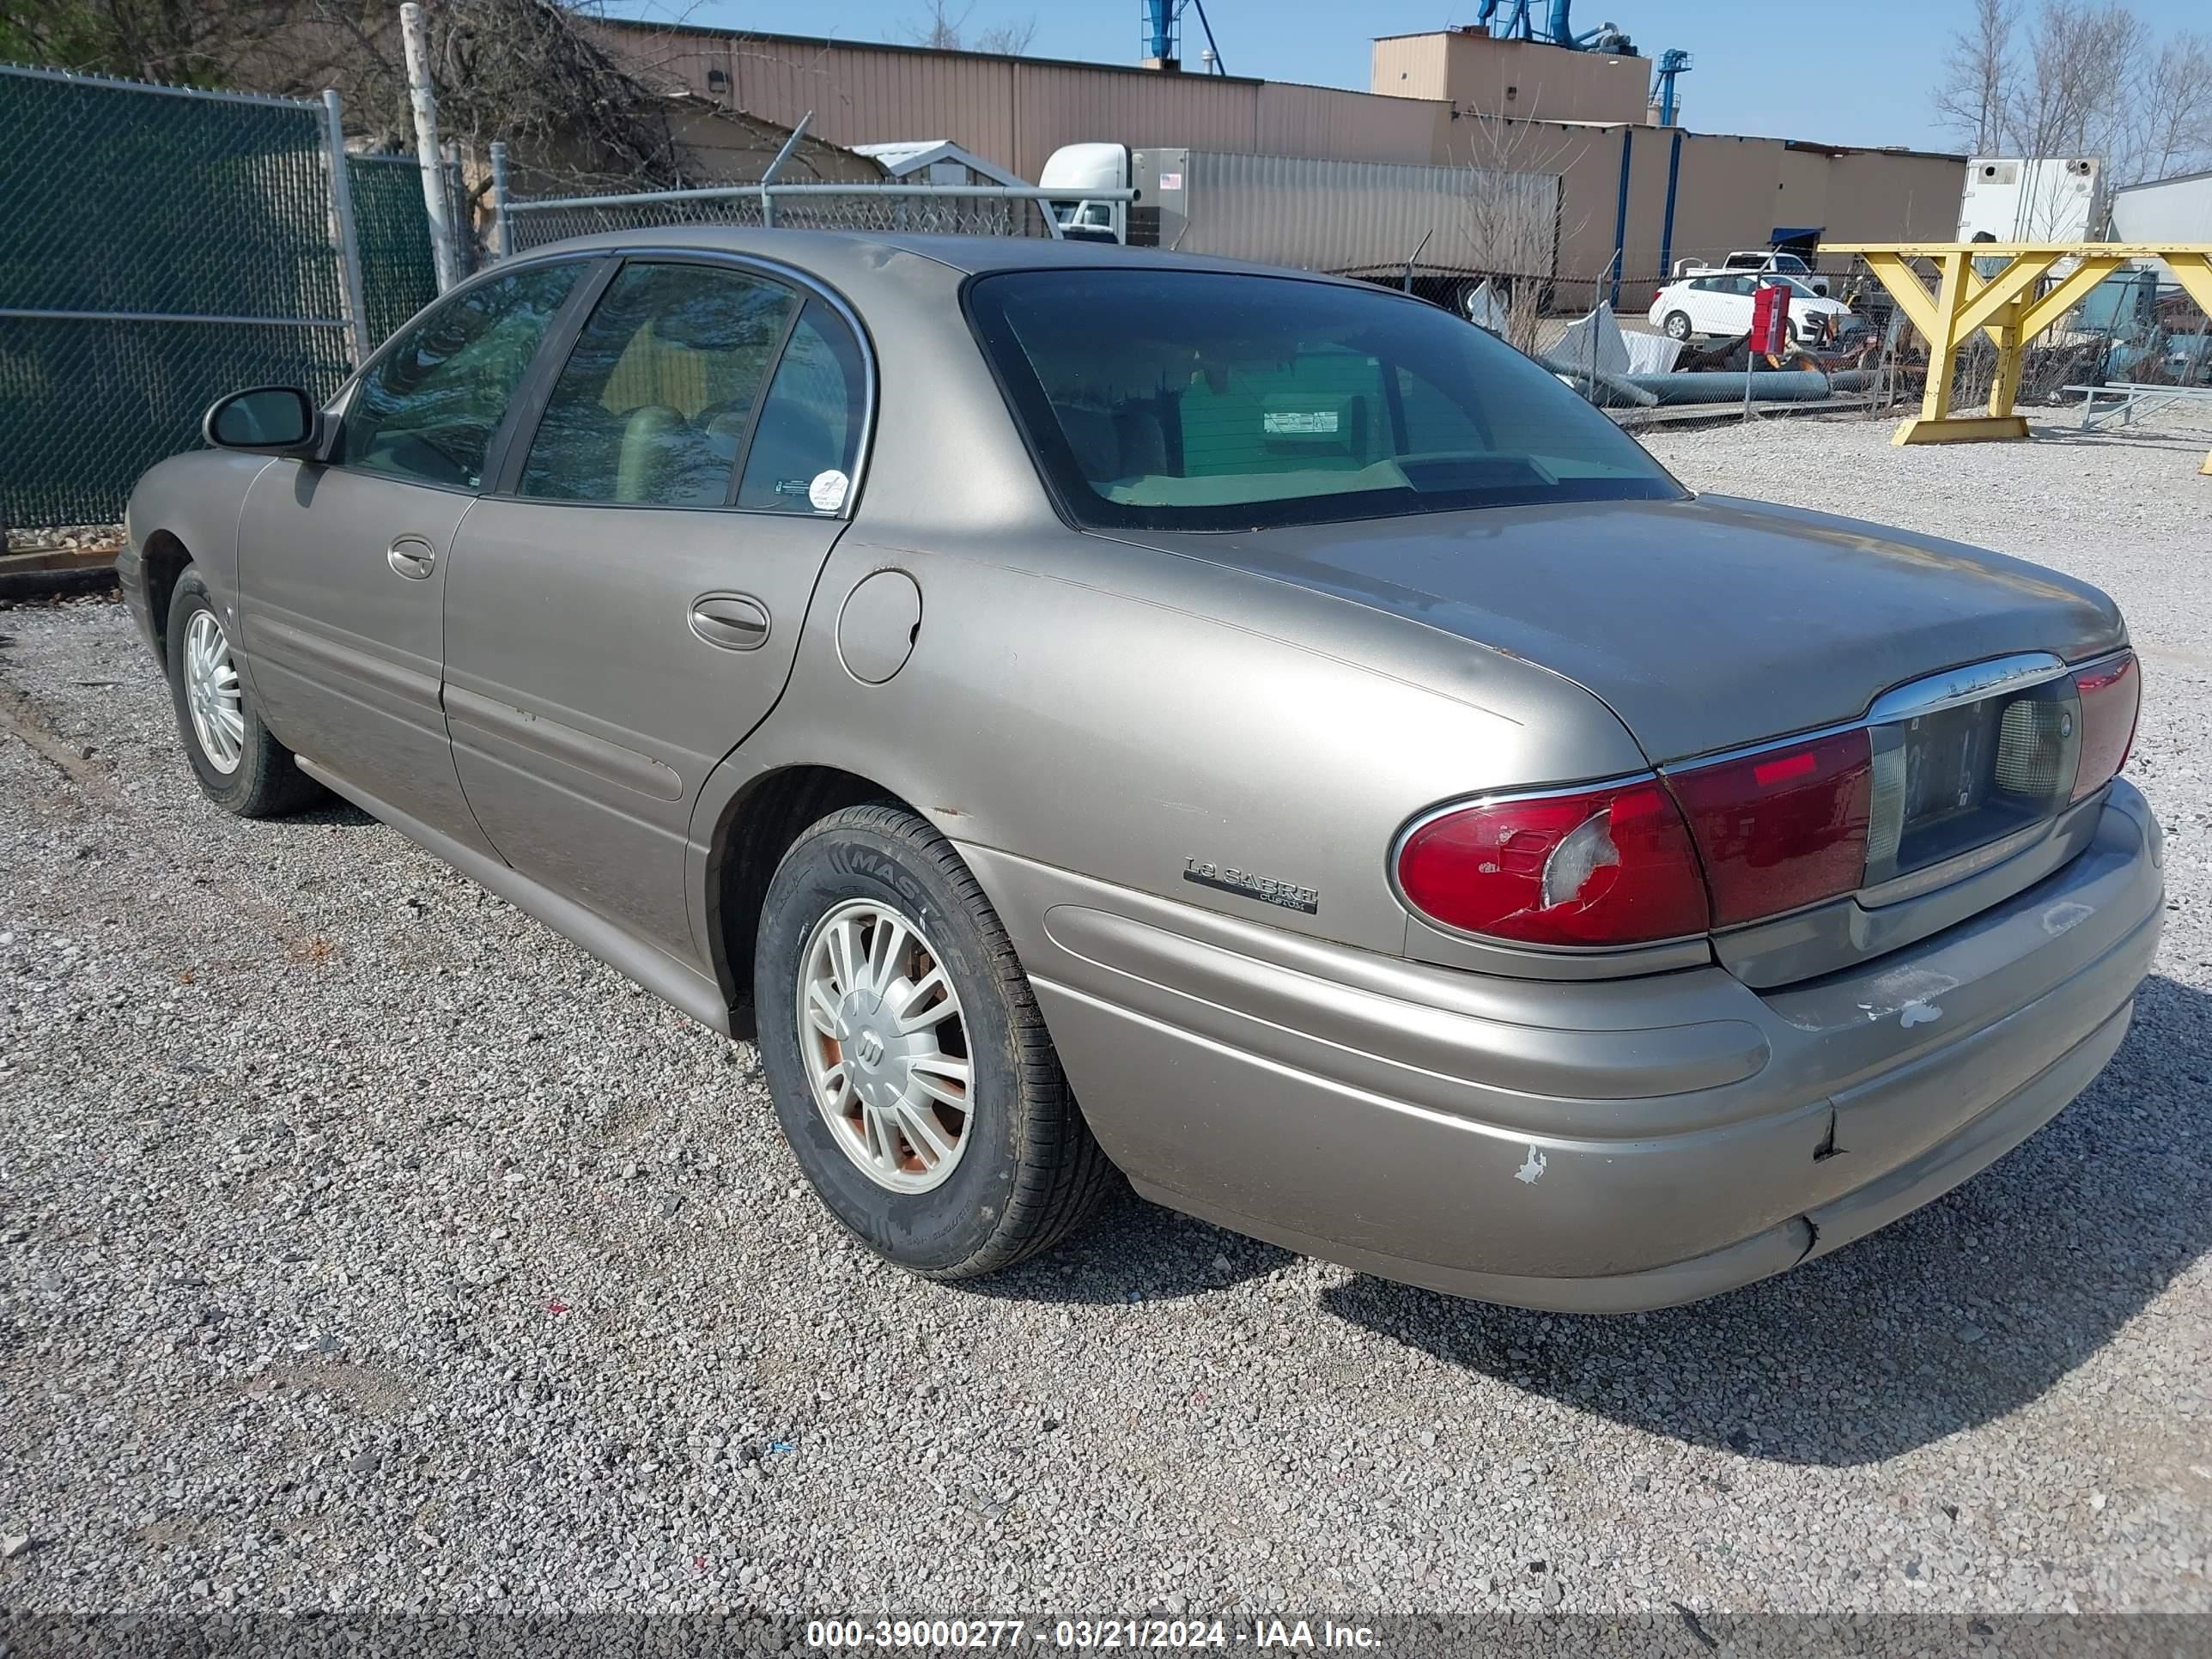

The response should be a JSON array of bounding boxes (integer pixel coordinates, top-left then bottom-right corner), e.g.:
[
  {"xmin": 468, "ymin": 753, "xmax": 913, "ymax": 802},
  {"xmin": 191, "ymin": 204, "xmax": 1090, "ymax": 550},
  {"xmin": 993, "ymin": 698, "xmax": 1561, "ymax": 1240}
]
[
  {"xmin": 500, "ymin": 182, "xmax": 1076, "ymax": 256},
  {"xmin": 0, "ymin": 64, "xmax": 439, "ymax": 531}
]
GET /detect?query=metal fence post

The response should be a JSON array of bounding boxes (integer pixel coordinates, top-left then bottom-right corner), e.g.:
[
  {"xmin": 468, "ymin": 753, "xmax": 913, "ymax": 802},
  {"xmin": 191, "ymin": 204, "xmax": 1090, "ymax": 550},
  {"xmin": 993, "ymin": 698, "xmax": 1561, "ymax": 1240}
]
[
  {"xmin": 488, "ymin": 141, "xmax": 512, "ymax": 261},
  {"xmin": 445, "ymin": 140, "xmax": 468, "ymax": 274},
  {"xmin": 320, "ymin": 88, "xmax": 371, "ymax": 367},
  {"xmin": 400, "ymin": 2, "xmax": 463, "ymax": 292},
  {"xmin": 758, "ymin": 110, "xmax": 811, "ymax": 231}
]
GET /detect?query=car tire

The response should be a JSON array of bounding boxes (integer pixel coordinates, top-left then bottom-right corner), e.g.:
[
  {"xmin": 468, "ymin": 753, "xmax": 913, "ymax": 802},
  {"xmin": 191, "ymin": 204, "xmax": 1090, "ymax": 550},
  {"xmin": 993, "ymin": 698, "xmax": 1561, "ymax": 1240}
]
[
  {"xmin": 1662, "ymin": 310, "xmax": 1692, "ymax": 341},
  {"xmin": 164, "ymin": 568, "xmax": 323, "ymax": 818},
  {"xmin": 754, "ymin": 802, "xmax": 1115, "ymax": 1279}
]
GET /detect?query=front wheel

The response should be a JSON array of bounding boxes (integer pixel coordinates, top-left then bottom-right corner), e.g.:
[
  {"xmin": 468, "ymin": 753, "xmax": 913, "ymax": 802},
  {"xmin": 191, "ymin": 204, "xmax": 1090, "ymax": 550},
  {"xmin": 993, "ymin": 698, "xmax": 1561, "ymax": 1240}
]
[
  {"xmin": 163, "ymin": 569, "xmax": 322, "ymax": 817},
  {"xmin": 753, "ymin": 804, "xmax": 1114, "ymax": 1278},
  {"xmin": 1662, "ymin": 310, "xmax": 1692, "ymax": 341}
]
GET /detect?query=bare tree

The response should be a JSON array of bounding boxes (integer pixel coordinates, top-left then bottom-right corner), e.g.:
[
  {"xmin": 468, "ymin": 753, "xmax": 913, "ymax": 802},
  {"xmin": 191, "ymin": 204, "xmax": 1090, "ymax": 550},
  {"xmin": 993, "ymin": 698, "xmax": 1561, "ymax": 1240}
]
[
  {"xmin": 0, "ymin": 0, "xmax": 380, "ymax": 88},
  {"xmin": 901, "ymin": 0, "xmax": 970, "ymax": 50},
  {"xmin": 1455, "ymin": 116, "xmax": 1583, "ymax": 355},
  {"xmin": 1929, "ymin": 0, "xmax": 2212, "ymax": 185},
  {"xmin": 974, "ymin": 15, "xmax": 1036, "ymax": 54},
  {"xmin": 2004, "ymin": 1, "xmax": 2139, "ymax": 161},
  {"xmin": 2123, "ymin": 32, "xmax": 2212, "ymax": 182},
  {"xmin": 1933, "ymin": 0, "xmax": 2015, "ymax": 153},
  {"xmin": 900, "ymin": 0, "xmax": 1035, "ymax": 55}
]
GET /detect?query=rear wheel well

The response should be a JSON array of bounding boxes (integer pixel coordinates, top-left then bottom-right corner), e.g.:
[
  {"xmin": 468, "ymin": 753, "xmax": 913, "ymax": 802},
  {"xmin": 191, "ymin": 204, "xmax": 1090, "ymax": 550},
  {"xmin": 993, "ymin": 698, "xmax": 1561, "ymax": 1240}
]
[
  {"xmin": 707, "ymin": 765, "xmax": 920, "ymax": 1027},
  {"xmin": 142, "ymin": 531, "xmax": 192, "ymax": 652}
]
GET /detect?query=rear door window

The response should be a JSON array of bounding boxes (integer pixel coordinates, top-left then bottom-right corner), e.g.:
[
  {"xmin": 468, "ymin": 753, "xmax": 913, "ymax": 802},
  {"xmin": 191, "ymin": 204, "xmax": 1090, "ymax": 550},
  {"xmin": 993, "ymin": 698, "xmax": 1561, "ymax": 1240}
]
[
  {"xmin": 515, "ymin": 260, "xmax": 797, "ymax": 507},
  {"xmin": 734, "ymin": 301, "xmax": 868, "ymax": 515}
]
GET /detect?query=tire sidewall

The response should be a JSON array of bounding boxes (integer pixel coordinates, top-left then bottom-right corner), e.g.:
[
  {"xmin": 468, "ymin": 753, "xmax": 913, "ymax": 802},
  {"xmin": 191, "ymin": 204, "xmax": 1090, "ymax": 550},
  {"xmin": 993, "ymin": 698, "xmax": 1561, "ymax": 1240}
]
[
  {"xmin": 756, "ymin": 820, "xmax": 1024, "ymax": 1273},
  {"xmin": 1664, "ymin": 311, "xmax": 1692, "ymax": 340},
  {"xmin": 165, "ymin": 573, "xmax": 263, "ymax": 811}
]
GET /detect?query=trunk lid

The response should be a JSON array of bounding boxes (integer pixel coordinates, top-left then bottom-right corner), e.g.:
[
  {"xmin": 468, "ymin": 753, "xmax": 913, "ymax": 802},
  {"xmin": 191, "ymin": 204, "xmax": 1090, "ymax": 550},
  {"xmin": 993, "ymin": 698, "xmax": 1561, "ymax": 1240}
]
[{"xmin": 1108, "ymin": 494, "xmax": 2124, "ymax": 764}]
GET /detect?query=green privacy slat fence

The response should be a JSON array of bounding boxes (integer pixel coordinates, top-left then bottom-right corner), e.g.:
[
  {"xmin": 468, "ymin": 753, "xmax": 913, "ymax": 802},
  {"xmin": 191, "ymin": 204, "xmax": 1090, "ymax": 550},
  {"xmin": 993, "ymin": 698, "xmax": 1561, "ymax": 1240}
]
[
  {"xmin": 0, "ymin": 65, "xmax": 438, "ymax": 530},
  {"xmin": 349, "ymin": 155, "xmax": 442, "ymax": 350}
]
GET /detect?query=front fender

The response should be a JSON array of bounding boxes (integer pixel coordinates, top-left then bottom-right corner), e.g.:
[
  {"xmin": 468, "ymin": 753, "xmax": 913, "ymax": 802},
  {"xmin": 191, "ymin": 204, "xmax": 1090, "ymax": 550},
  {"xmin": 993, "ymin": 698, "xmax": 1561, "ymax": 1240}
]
[{"xmin": 124, "ymin": 450, "xmax": 276, "ymax": 654}]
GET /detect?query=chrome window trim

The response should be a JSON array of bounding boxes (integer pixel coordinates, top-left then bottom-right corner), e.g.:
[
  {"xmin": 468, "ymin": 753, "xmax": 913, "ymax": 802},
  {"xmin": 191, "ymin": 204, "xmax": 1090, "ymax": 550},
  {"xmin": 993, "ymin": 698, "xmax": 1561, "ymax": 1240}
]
[{"xmin": 324, "ymin": 245, "xmax": 880, "ymax": 525}]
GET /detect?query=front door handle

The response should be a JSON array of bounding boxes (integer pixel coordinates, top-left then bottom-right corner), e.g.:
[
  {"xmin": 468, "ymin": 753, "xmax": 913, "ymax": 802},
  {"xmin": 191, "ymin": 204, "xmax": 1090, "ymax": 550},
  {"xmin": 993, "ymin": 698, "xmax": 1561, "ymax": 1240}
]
[
  {"xmin": 690, "ymin": 593, "xmax": 770, "ymax": 652},
  {"xmin": 387, "ymin": 538, "xmax": 436, "ymax": 580}
]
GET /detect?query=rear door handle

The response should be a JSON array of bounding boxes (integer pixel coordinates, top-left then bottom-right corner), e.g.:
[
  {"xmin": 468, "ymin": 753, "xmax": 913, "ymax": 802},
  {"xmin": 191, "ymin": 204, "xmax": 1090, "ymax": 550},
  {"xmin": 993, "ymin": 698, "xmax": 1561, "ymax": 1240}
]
[
  {"xmin": 690, "ymin": 593, "xmax": 770, "ymax": 651},
  {"xmin": 387, "ymin": 538, "xmax": 436, "ymax": 580}
]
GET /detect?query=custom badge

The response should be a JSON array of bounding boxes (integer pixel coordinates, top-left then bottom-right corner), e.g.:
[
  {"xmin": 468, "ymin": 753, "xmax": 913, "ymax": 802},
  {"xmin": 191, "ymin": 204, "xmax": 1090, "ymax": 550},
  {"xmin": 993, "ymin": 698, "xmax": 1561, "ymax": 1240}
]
[{"xmin": 1182, "ymin": 857, "xmax": 1319, "ymax": 915}]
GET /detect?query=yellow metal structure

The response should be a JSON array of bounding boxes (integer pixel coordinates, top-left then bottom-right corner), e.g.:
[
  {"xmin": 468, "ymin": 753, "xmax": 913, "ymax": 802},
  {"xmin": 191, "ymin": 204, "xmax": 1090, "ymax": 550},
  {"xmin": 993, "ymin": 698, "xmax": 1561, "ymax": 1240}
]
[{"xmin": 1821, "ymin": 241, "xmax": 2212, "ymax": 473}]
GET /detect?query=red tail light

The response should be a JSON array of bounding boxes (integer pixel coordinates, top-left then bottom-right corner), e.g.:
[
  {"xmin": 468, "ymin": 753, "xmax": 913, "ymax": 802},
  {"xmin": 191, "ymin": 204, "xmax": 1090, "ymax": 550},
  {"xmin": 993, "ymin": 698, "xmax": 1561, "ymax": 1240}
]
[
  {"xmin": 1395, "ymin": 779, "xmax": 1708, "ymax": 946},
  {"xmin": 2071, "ymin": 652, "xmax": 2138, "ymax": 800},
  {"xmin": 1667, "ymin": 730, "xmax": 1873, "ymax": 927}
]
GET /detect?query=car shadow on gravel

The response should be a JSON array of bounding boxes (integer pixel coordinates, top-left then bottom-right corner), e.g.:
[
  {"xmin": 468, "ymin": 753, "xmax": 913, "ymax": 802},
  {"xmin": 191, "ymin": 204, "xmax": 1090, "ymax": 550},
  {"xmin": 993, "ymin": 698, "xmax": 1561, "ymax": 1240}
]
[
  {"xmin": 1319, "ymin": 972, "xmax": 2212, "ymax": 1467},
  {"xmin": 960, "ymin": 1186, "xmax": 1299, "ymax": 1304},
  {"xmin": 287, "ymin": 796, "xmax": 377, "ymax": 828}
]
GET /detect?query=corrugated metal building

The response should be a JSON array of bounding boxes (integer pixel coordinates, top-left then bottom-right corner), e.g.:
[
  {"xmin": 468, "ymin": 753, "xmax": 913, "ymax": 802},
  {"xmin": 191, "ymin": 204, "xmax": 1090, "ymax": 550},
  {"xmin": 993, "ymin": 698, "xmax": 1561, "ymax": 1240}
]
[{"xmin": 584, "ymin": 18, "xmax": 1964, "ymax": 287}]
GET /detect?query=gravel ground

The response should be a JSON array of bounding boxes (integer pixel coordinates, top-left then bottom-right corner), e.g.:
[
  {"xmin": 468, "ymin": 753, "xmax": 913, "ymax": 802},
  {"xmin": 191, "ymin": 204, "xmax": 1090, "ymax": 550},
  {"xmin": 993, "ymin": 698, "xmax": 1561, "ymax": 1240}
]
[{"xmin": 3, "ymin": 414, "xmax": 2209, "ymax": 1630}]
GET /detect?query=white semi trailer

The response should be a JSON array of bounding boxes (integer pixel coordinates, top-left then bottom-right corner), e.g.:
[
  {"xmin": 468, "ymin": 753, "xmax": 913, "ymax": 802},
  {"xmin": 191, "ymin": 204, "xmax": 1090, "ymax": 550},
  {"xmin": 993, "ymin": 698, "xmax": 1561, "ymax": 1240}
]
[
  {"xmin": 1956, "ymin": 156, "xmax": 2105, "ymax": 244},
  {"xmin": 1037, "ymin": 143, "xmax": 1561, "ymax": 282}
]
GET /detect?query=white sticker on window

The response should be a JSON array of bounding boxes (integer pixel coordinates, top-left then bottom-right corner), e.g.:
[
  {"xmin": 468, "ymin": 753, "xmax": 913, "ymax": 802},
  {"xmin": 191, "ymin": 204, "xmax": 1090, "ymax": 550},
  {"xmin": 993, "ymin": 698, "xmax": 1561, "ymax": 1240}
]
[
  {"xmin": 808, "ymin": 469, "xmax": 850, "ymax": 513},
  {"xmin": 1158, "ymin": 170, "xmax": 1183, "ymax": 191},
  {"xmin": 1262, "ymin": 410, "xmax": 1340, "ymax": 434}
]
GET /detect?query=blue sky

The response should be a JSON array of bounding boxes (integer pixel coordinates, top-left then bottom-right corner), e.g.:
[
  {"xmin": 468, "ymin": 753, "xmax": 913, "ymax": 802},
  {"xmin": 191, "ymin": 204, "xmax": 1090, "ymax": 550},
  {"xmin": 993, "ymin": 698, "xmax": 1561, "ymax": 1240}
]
[{"xmin": 612, "ymin": 0, "xmax": 2209, "ymax": 154}]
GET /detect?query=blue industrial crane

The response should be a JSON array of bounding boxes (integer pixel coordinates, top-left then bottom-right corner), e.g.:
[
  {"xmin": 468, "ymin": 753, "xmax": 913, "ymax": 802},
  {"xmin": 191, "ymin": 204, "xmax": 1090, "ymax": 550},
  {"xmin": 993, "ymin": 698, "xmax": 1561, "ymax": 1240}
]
[
  {"xmin": 1651, "ymin": 47, "xmax": 1692, "ymax": 125},
  {"xmin": 1474, "ymin": 0, "xmax": 1632, "ymax": 52},
  {"xmin": 1140, "ymin": 0, "xmax": 1226, "ymax": 72}
]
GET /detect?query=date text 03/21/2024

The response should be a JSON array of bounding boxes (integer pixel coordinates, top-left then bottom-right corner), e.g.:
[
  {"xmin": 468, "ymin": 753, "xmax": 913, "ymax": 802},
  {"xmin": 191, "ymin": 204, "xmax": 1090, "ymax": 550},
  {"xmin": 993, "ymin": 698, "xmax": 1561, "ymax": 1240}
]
[{"xmin": 805, "ymin": 1619, "xmax": 1383, "ymax": 1650}]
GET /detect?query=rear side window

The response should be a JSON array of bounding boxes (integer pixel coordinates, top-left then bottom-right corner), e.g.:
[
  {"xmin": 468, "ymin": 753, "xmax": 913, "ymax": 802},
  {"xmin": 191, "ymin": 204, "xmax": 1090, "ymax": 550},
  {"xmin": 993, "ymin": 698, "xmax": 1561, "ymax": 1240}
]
[
  {"xmin": 518, "ymin": 261, "xmax": 797, "ymax": 507},
  {"xmin": 967, "ymin": 268, "xmax": 1682, "ymax": 532},
  {"xmin": 735, "ymin": 301, "xmax": 868, "ymax": 514},
  {"xmin": 342, "ymin": 262, "xmax": 581, "ymax": 489}
]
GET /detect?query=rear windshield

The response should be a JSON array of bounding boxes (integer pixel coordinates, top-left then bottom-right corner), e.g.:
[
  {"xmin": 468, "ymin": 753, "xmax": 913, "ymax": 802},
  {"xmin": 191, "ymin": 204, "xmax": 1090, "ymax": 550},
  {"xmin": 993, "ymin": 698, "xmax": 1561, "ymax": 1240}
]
[{"xmin": 965, "ymin": 268, "xmax": 1684, "ymax": 532}]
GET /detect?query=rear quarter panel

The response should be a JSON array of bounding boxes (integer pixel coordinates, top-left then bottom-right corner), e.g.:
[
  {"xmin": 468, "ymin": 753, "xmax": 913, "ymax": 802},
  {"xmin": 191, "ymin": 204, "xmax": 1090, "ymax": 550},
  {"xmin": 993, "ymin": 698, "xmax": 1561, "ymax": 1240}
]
[{"xmin": 696, "ymin": 521, "xmax": 1655, "ymax": 960}]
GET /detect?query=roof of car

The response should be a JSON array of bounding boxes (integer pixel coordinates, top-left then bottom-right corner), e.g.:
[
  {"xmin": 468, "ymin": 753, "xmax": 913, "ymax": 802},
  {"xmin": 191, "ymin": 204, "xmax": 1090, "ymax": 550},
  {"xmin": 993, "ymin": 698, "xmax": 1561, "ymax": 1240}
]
[{"xmin": 515, "ymin": 225, "xmax": 1371, "ymax": 288}]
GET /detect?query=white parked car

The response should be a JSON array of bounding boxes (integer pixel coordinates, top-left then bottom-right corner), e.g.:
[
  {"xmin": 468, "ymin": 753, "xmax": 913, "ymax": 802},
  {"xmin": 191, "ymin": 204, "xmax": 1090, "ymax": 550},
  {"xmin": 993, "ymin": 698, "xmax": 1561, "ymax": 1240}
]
[
  {"xmin": 1648, "ymin": 272, "xmax": 1860, "ymax": 346},
  {"xmin": 1674, "ymin": 251, "xmax": 1830, "ymax": 295}
]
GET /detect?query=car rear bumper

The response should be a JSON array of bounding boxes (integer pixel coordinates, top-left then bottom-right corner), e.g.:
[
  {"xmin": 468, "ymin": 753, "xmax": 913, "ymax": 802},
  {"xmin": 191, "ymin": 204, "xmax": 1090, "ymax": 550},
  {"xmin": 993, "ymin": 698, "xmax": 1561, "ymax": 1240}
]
[{"xmin": 965, "ymin": 779, "xmax": 2163, "ymax": 1311}]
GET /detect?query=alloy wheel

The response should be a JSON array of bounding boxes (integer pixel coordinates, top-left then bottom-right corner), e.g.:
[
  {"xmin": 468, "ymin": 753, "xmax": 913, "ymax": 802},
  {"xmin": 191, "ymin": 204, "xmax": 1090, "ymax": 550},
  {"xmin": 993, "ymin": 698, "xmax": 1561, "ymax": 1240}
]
[
  {"xmin": 183, "ymin": 609, "xmax": 244, "ymax": 774},
  {"xmin": 797, "ymin": 899, "xmax": 973, "ymax": 1194}
]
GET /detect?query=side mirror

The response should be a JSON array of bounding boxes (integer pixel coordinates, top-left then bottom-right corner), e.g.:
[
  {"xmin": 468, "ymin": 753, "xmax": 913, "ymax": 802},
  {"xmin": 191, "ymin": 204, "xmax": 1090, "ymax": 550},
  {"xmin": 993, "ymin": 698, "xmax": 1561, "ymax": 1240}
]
[{"xmin": 203, "ymin": 386, "xmax": 320, "ymax": 454}]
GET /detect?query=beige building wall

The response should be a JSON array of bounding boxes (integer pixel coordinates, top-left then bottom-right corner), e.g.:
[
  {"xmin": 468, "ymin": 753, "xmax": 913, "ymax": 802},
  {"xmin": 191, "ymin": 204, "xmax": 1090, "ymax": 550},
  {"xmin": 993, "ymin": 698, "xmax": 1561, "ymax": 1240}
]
[
  {"xmin": 593, "ymin": 20, "xmax": 1446, "ymax": 182},
  {"xmin": 1823, "ymin": 149, "xmax": 1964, "ymax": 244},
  {"xmin": 586, "ymin": 20, "xmax": 1963, "ymax": 289},
  {"xmin": 1372, "ymin": 31, "xmax": 1649, "ymax": 125}
]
